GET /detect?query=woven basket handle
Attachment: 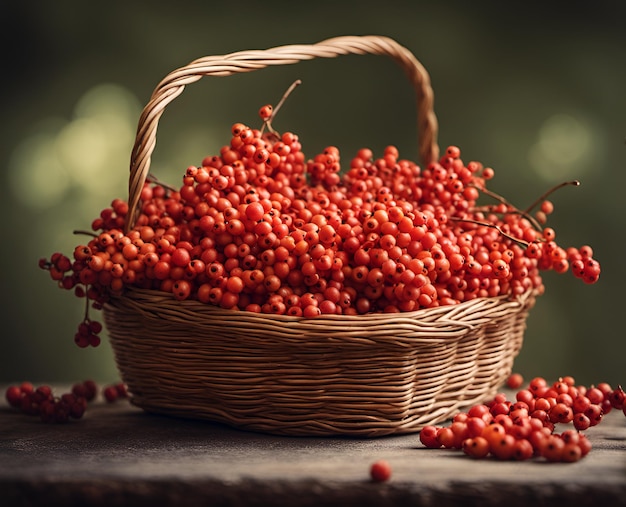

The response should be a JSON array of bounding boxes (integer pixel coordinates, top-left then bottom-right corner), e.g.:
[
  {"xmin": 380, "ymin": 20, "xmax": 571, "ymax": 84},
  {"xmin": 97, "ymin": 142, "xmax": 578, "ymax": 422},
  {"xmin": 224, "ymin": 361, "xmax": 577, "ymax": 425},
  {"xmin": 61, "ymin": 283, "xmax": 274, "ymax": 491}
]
[{"xmin": 126, "ymin": 35, "xmax": 439, "ymax": 230}]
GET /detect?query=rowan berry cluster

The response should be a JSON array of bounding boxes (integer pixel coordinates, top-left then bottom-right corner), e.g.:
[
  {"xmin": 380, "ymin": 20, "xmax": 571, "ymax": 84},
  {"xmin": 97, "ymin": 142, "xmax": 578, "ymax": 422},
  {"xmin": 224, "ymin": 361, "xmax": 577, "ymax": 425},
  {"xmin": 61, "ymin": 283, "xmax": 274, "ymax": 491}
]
[
  {"xmin": 40, "ymin": 101, "xmax": 601, "ymax": 346},
  {"xmin": 419, "ymin": 375, "xmax": 626, "ymax": 462},
  {"xmin": 5, "ymin": 380, "xmax": 128, "ymax": 423}
]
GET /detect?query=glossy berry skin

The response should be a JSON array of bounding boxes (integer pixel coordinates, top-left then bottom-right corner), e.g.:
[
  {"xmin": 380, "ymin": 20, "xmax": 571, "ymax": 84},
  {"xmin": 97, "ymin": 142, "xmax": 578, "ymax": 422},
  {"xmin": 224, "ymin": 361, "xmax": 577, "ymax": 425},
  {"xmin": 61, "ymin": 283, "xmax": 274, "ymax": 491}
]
[
  {"xmin": 462, "ymin": 436, "xmax": 490, "ymax": 459},
  {"xmin": 258, "ymin": 104, "xmax": 273, "ymax": 120},
  {"xmin": 419, "ymin": 425, "xmax": 442, "ymax": 448}
]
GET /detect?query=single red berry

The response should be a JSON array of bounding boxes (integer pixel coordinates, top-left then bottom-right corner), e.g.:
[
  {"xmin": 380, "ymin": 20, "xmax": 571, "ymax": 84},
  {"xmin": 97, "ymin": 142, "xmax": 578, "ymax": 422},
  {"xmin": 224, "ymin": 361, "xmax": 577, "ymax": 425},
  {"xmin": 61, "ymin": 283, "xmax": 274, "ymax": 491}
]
[
  {"xmin": 39, "ymin": 399, "xmax": 57, "ymax": 423},
  {"xmin": 69, "ymin": 397, "xmax": 87, "ymax": 419},
  {"xmin": 258, "ymin": 104, "xmax": 273, "ymax": 120},
  {"xmin": 541, "ymin": 435, "xmax": 565, "ymax": 462},
  {"xmin": 103, "ymin": 385, "xmax": 118, "ymax": 403},
  {"xmin": 511, "ymin": 438, "xmax": 534, "ymax": 461},
  {"xmin": 5, "ymin": 385, "xmax": 22, "ymax": 407},
  {"xmin": 20, "ymin": 381, "xmax": 34, "ymax": 394},
  {"xmin": 573, "ymin": 413, "xmax": 591, "ymax": 431},
  {"xmin": 82, "ymin": 380, "xmax": 98, "ymax": 401},
  {"xmin": 369, "ymin": 460, "xmax": 392, "ymax": 482},
  {"xmin": 115, "ymin": 383, "xmax": 129, "ymax": 398},
  {"xmin": 578, "ymin": 433, "xmax": 592, "ymax": 456},
  {"xmin": 489, "ymin": 434, "xmax": 516, "ymax": 460},
  {"xmin": 71, "ymin": 382, "xmax": 88, "ymax": 399},
  {"xmin": 462, "ymin": 436, "xmax": 490, "ymax": 459},
  {"xmin": 506, "ymin": 373, "xmax": 524, "ymax": 390},
  {"xmin": 561, "ymin": 442, "xmax": 583, "ymax": 463},
  {"xmin": 419, "ymin": 425, "xmax": 442, "ymax": 448},
  {"xmin": 607, "ymin": 386, "xmax": 625, "ymax": 410},
  {"xmin": 436, "ymin": 426, "xmax": 456, "ymax": 448}
]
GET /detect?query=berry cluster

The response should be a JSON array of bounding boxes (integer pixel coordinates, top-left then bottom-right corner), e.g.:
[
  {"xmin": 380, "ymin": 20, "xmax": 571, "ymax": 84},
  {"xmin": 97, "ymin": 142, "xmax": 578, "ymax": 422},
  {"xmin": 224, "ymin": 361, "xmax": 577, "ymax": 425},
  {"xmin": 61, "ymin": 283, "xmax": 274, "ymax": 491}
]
[
  {"xmin": 102, "ymin": 382, "xmax": 129, "ymax": 403},
  {"xmin": 40, "ymin": 95, "xmax": 601, "ymax": 346},
  {"xmin": 419, "ymin": 375, "xmax": 626, "ymax": 462},
  {"xmin": 5, "ymin": 380, "xmax": 128, "ymax": 423}
]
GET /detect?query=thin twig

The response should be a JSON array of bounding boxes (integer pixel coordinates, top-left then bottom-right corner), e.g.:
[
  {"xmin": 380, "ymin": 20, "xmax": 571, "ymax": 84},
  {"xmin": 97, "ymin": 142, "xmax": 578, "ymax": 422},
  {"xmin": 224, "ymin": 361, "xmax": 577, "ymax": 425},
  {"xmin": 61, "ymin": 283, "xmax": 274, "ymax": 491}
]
[
  {"xmin": 470, "ymin": 184, "xmax": 509, "ymax": 206},
  {"xmin": 263, "ymin": 79, "xmax": 302, "ymax": 135},
  {"xmin": 146, "ymin": 174, "xmax": 178, "ymax": 193},
  {"xmin": 523, "ymin": 180, "xmax": 580, "ymax": 215},
  {"xmin": 469, "ymin": 184, "xmax": 543, "ymax": 231},
  {"xmin": 271, "ymin": 79, "xmax": 302, "ymax": 122},
  {"xmin": 449, "ymin": 217, "xmax": 530, "ymax": 247},
  {"xmin": 73, "ymin": 230, "xmax": 98, "ymax": 238}
]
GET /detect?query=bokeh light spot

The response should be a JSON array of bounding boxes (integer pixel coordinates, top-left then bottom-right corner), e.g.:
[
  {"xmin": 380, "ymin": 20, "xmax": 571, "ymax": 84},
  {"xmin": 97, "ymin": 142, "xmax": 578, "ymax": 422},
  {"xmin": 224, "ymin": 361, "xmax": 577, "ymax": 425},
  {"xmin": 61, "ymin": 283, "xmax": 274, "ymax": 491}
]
[
  {"xmin": 55, "ymin": 117, "xmax": 109, "ymax": 192},
  {"xmin": 528, "ymin": 113, "xmax": 593, "ymax": 182},
  {"xmin": 8, "ymin": 132, "xmax": 71, "ymax": 209},
  {"xmin": 7, "ymin": 83, "xmax": 141, "ymax": 208}
]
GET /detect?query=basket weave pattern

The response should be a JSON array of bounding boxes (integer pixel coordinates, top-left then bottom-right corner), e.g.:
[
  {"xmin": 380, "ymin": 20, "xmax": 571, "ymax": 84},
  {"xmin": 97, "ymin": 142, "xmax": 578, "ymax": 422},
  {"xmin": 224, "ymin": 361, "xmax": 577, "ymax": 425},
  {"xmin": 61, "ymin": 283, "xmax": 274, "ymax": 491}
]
[
  {"xmin": 105, "ymin": 288, "xmax": 534, "ymax": 436},
  {"xmin": 104, "ymin": 36, "xmax": 537, "ymax": 437}
]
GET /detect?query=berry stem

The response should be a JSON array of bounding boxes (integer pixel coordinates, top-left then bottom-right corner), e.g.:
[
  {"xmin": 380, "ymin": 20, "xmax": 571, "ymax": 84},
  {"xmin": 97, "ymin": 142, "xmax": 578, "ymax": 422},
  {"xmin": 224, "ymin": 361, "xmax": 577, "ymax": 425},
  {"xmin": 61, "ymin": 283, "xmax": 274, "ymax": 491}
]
[
  {"xmin": 146, "ymin": 174, "xmax": 178, "ymax": 193},
  {"xmin": 263, "ymin": 79, "xmax": 302, "ymax": 136},
  {"xmin": 470, "ymin": 184, "xmax": 544, "ymax": 232},
  {"xmin": 73, "ymin": 230, "xmax": 98, "ymax": 238},
  {"xmin": 470, "ymin": 183, "xmax": 510, "ymax": 207},
  {"xmin": 83, "ymin": 285, "xmax": 91, "ymax": 320},
  {"xmin": 271, "ymin": 79, "xmax": 302, "ymax": 122},
  {"xmin": 449, "ymin": 216, "xmax": 530, "ymax": 247},
  {"xmin": 523, "ymin": 180, "xmax": 580, "ymax": 215}
]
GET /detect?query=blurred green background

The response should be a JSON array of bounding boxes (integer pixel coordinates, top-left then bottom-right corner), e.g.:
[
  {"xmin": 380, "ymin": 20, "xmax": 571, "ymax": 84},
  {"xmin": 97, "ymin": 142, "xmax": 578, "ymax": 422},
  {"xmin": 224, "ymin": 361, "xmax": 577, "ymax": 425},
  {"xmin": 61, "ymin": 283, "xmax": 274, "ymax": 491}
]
[{"xmin": 1, "ymin": 1, "xmax": 624, "ymax": 388}]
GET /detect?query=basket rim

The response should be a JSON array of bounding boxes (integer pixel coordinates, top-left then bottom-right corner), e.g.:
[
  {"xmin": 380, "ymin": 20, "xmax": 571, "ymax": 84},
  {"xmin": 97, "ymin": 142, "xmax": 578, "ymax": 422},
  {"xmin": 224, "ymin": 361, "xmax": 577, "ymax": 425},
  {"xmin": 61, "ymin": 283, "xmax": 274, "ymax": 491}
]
[
  {"xmin": 103, "ymin": 286, "xmax": 536, "ymax": 347},
  {"xmin": 107, "ymin": 285, "xmax": 535, "ymax": 322}
]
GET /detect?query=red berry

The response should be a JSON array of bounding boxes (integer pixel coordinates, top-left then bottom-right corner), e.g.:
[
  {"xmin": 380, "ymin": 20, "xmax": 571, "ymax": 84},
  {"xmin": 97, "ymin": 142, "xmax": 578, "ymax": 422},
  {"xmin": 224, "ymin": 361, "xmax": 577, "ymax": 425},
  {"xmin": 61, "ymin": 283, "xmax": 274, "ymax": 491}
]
[
  {"xmin": 573, "ymin": 413, "xmax": 591, "ymax": 431},
  {"xmin": 82, "ymin": 380, "xmax": 98, "ymax": 401},
  {"xmin": 511, "ymin": 439, "xmax": 534, "ymax": 461},
  {"xmin": 541, "ymin": 435, "xmax": 565, "ymax": 462},
  {"xmin": 369, "ymin": 460, "xmax": 392, "ymax": 482},
  {"xmin": 5, "ymin": 385, "xmax": 22, "ymax": 407},
  {"xmin": 462, "ymin": 436, "xmax": 490, "ymax": 459},
  {"xmin": 506, "ymin": 373, "xmax": 524, "ymax": 390},
  {"xmin": 419, "ymin": 425, "xmax": 442, "ymax": 448},
  {"xmin": 103, "ymin": 385, "xmax": 119, "ymax": 403},
  {"xmin": 608, "ymin": 386, "xmax": 625, "ymax": 410},
  {"xmin": 489, "ymin": 434, "xmax": 516, "ymax": 460},
  {"xmin": 258, "ymin": 104, "xmax": 273, "ymax": 120},
  {"xmin": 561, "ymin": 442, "xmax": 583, "ymax": 463}
]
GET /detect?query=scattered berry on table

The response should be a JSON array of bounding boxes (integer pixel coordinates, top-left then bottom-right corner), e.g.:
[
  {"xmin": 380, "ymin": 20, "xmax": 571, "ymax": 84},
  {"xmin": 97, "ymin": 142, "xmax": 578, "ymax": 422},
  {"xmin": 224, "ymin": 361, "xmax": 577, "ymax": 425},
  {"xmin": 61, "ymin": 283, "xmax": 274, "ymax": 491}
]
[
  {"xmin": 5, "ymin": 380, "xmax": 129, "ymax": 423},
  {"xmin": 370, "ymin": 459, "xmax": 392, "ymax": 482}
]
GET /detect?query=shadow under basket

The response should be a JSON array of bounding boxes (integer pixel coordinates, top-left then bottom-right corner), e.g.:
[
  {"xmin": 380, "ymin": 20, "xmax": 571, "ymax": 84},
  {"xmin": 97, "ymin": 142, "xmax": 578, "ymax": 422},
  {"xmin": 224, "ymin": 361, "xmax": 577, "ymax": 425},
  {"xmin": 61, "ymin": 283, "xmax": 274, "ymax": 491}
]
[{"xmin": 103, "ymin": 288, "xmax": 535, "ymax": 437}]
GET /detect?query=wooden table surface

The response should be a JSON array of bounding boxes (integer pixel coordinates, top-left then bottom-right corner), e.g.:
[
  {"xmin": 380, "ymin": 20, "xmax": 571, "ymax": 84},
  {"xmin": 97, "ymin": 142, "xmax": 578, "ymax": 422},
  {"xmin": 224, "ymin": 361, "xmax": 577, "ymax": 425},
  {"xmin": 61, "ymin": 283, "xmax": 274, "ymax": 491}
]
[{"xmin": 1, "ymin": 386, "xmax": 625, "ymax": 507}]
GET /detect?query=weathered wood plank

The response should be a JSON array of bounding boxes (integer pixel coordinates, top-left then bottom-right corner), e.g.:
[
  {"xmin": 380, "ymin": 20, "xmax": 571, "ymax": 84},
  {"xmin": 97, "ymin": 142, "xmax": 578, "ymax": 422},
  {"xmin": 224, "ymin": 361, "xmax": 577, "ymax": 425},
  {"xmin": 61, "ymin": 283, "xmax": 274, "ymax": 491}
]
[{"xmin": 1, "ymin": 387, "xmax": 625, "ymax": 506}]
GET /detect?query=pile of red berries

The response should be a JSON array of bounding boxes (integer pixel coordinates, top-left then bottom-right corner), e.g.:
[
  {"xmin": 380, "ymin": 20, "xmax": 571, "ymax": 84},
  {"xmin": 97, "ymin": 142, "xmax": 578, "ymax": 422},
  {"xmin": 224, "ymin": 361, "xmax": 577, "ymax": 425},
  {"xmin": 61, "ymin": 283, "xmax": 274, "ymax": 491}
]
[
  {"xmin": 39, "ymin": 99, "xmax": 601, "ymax": 347},
  {"xmin": 419, "ymin": 375, "xmax": 626, "ymax": 462},
  {"xmin": 5, "ymin": 380, "xmax": 128, "ymax": 423}
]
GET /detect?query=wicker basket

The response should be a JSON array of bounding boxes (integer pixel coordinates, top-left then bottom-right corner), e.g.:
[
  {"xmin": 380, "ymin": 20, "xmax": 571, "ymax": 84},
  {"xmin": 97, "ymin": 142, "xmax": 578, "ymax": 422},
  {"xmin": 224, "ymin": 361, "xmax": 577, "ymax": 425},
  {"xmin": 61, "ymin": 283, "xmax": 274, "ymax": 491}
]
[{"xmin": 103, "ymin": 35, "xmax": 536, "ymax": 437}]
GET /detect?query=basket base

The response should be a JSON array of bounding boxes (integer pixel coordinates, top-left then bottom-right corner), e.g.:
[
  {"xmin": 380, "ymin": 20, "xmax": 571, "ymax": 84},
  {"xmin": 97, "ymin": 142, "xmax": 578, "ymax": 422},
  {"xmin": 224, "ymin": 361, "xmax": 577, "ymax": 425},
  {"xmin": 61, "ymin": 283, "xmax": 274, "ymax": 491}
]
[{"xmin": 104, "ymin": 288, "xmax": 535, "ymax": 437}]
